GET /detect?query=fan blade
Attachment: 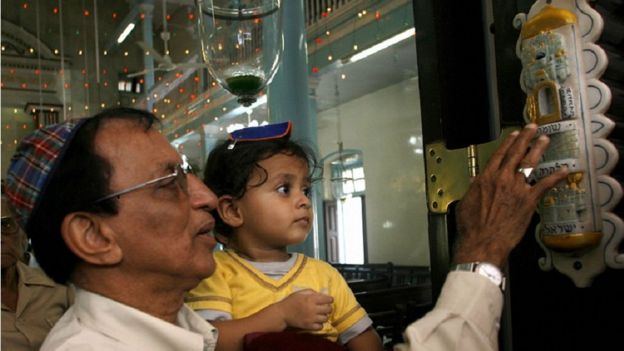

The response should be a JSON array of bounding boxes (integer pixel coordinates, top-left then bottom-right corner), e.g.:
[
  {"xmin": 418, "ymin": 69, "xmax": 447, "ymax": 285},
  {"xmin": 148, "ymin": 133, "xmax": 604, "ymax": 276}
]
[
  {"xmin": 174, "ymin": 63, "xmax": 208, "ymax": 69},
  {"xmin": 126, "ymin": 66, "xmax": 170, "ymax": 78},
  {"xmin": 126, "ymin": 69, "xmax": 150, "ymax": 78},
  {"xmin": 136, "ymin": 41, "xmax": 167, "ymax": 64}
]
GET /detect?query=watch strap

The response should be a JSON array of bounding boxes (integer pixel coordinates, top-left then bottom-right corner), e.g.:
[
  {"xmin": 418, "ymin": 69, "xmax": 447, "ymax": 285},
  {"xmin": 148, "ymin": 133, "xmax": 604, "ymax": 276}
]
[{"xmin": 452, "ymin": 262, "xmax": 506, "ymax": 292}]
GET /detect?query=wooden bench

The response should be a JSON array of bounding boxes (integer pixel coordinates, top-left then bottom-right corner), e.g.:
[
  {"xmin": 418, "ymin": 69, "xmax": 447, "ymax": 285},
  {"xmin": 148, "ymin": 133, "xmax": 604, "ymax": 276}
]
[
  {"xmin": 332, "ymin": 262, "xmax": 394, "ymax": 282},
  {"xmin": 332, "ymin": 263, "xmax": 431, "ymax": 288},
  {"xmin": 347, "ymin": 276, "xmax": 392, "ymax": 293},
  {"xmin": 355, "ymin": 284, "xmax": 433, "ymax": 348}
]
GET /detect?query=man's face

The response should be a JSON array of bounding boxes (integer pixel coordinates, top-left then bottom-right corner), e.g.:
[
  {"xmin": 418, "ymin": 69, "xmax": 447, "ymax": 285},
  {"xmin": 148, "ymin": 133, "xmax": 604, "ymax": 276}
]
[{"xmin": 94, "ymin": 119, "xmax": 218, "ymax": 290}]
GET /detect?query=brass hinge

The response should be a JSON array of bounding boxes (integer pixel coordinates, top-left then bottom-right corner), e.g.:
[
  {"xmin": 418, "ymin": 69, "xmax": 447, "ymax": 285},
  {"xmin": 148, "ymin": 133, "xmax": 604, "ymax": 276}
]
[{"xmin": 425, "ymin": 127, "xmax": 520, "ymax": 214}]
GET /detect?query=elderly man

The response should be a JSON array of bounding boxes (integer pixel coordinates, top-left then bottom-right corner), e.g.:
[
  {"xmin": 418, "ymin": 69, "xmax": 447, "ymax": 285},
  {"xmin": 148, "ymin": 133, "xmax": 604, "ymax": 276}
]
[
  {"xmin": 6, "ymin": 108, "xmax": 220, "ymax": 350},
  {"xmin": 1, "ymin": 191, "xmax": 73, "ymax": 351},
  {"xmin": 5, "ymin": 107, "xmax": 566, "ymax": 351}
]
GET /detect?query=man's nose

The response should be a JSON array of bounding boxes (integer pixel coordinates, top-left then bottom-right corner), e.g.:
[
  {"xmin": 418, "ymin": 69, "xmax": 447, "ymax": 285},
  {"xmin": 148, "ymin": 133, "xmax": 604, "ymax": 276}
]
[{"xmin": 187, "ymin": 175, "xmax": 218, "ymax": 211}]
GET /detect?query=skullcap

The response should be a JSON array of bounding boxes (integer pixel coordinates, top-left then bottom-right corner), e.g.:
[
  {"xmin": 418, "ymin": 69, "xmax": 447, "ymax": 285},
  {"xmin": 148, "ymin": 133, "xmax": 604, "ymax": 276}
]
[{"xmin": 5, "ymin": 119, "xmax": 85, "ymax": 230}]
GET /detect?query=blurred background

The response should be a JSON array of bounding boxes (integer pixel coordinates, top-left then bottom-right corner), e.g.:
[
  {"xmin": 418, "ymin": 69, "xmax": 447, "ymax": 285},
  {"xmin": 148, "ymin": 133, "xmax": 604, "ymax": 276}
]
[{"xmin": 1, "ymin": 0, "xmax": 429, "ymax": 267}]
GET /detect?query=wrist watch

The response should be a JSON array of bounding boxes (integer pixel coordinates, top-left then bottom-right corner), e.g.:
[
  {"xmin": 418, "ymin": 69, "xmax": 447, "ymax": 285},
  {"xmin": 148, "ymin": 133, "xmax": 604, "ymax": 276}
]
[{"xmin": 452, "ymin": 262, "xmax": 506, "ymax": 292}]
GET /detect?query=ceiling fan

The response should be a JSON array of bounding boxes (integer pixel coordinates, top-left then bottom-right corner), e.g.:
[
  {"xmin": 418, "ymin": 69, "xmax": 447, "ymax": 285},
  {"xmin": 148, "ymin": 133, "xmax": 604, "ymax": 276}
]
[{"xmin": 127, "ymin": 0, "xmax": 205, "ymax": 78}]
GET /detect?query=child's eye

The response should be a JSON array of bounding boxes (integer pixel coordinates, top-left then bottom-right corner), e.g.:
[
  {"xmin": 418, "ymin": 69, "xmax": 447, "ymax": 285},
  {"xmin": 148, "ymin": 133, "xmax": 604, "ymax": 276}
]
[{"xmin": 277, "ymin": 184, "xmax": 290, "ymax": 194}]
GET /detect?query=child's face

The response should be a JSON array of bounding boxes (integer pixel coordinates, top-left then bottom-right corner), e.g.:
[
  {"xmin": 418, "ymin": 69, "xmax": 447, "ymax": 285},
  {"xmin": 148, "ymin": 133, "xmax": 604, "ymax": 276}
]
[{"xmin": 235, "ymin": 152, "xmax": 313, "ymax": 250}]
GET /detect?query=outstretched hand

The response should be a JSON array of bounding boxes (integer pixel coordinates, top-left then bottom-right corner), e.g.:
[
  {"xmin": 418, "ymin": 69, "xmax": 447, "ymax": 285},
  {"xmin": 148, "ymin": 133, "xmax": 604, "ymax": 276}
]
[{"xmin": 453, "ymin": 124, "xmax": 569, "ymax": 268}]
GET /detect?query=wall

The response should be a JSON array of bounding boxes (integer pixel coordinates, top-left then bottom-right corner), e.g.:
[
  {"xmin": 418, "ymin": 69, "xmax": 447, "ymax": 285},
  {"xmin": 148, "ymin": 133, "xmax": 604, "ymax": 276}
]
[
  {"xmin": 317, "ymin": 77, "xmax": 429, "ymax": 266},
  {"xmin": 1, "ymin": 107, "xmax": 35, "ymax": 176}
]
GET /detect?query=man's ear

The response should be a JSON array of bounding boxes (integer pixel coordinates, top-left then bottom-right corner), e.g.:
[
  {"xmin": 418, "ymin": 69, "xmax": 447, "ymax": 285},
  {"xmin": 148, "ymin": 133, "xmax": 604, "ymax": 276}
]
[
  {"xmin": 61, "ymin": 212, "xmax": 123, "ymax": 265},
  {"xmin": 217, "ymin": 195, "xmax": 243, "ymax": 228}
]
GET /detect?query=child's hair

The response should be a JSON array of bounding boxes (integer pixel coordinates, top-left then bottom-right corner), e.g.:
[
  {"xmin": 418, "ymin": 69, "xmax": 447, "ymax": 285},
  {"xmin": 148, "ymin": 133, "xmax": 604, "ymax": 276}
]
[{"xmin": 204, "ymin": 138, "xmax": 319, "ymax": 240}]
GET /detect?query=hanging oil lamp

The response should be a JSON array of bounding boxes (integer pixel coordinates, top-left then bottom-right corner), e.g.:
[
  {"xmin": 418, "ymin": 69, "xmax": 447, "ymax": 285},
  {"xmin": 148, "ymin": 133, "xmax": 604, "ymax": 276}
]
[{"xmin": 195, "ymin": 0, "xmax": 283, "ymax": 107}]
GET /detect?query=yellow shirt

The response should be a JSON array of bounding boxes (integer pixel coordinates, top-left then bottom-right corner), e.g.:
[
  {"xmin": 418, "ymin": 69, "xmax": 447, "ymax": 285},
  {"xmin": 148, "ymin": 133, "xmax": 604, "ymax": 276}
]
[
  {"xmin": 187, "ymin": 250, "xmax": 368, "ymax": 342},
  {"xmin": 1, "ymin": 262, "xmax": 74, "ymax": 351}
]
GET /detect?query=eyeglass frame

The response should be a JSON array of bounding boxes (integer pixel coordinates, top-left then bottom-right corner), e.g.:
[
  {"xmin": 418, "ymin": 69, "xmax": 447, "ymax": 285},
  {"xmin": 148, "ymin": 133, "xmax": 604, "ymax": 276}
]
[
  {"xmin": 93, "ymin": 155, "xmax": 193, "ymax": 204},
  {"xmin": 1, "ymin": 216, "xmax": 20, "ymax": 234}
]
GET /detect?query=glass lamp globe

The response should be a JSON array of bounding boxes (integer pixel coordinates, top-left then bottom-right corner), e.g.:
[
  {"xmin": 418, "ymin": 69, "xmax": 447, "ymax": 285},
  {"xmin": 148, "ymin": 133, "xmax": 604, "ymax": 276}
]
[{"xmin": 195, "ymin": 0, "xmax": 283, "ymax": 107}]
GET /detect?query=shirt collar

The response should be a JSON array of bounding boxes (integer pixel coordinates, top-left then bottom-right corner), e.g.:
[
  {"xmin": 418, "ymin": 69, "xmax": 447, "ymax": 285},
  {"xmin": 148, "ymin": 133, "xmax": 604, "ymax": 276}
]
[
  {"xmin": 16, "ymin": 261, "xmax": 56, "ymax": 287},
  {"xmin": 73, "ymin": 288, "xmax": 218, "ymax": 351}
]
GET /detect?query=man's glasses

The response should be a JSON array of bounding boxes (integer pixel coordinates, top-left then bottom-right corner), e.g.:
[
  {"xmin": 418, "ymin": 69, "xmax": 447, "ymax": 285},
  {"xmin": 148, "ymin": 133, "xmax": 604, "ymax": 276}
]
[
  {"xmin": 1, "ymin": 216, "xmax": 19, "ymax": 235},
  {"xmin": 94, "ymin": 155, "xmax": 193, "ymax": 204}
]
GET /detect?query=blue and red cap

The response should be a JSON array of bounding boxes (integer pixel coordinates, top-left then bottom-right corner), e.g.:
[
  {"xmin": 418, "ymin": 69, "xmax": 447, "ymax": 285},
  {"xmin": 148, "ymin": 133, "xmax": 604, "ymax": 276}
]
[
  {"xmin": 5, "ymin": 119, "xmax": 86, "ymax": 230},
  {"xmin": 227, "ymin": 121, "xmax": 292, "ymax": 149}
]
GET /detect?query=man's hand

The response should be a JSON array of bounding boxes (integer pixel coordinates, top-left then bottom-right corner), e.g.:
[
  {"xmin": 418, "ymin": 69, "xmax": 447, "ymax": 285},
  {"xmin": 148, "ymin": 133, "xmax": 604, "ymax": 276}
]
[
  {"xmin": 453, "ymin": 124, "xmax": 569, "ymax": 267},
  {"xmin": 277, "ymin": 289, "xmax": 333, "ymax": 331}
]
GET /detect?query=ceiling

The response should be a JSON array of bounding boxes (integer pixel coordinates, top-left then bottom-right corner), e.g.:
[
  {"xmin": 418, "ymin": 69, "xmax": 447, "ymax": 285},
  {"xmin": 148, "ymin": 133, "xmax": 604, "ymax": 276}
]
[
  {"xmin": 313, "ymin": 35, "xmax": 418, "ymax": 112},
  {"xmin": 0, "ymin": 0, "xmax": 419, "ymax": 131}
]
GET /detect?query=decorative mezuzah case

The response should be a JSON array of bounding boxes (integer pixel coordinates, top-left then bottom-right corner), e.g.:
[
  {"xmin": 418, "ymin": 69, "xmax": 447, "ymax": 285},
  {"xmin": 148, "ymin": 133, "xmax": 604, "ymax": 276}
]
[{"xmin": 514, "ymin": 0, "xmax": 623, "ymax": 287}]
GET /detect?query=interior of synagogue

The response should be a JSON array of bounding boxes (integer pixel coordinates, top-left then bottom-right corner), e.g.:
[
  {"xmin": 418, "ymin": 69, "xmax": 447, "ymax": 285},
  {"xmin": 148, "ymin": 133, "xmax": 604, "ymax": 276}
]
[{"xmin": 1, "ymin": 0, "xmax": 623, "ymax": 350}]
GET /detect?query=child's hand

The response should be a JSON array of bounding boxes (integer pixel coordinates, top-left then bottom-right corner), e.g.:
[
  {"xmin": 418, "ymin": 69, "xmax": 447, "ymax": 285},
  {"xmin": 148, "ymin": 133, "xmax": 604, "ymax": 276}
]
[{"xmin": 278, "ymin": 289, "xmax": 333, "ymax": 331}]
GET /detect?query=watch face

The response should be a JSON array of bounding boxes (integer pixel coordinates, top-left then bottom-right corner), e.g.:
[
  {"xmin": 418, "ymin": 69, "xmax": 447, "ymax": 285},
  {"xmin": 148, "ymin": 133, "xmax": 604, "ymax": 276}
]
[{"xmin": 477, "ymin": 263, "xmax": 503, "ymax": 286}]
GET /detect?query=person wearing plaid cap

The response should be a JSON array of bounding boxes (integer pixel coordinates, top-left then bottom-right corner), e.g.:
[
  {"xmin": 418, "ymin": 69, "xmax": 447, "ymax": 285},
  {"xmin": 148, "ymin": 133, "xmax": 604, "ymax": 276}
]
[{"xmin": 5, "ymin": 108, "xmax": 220, "ymax": 351}]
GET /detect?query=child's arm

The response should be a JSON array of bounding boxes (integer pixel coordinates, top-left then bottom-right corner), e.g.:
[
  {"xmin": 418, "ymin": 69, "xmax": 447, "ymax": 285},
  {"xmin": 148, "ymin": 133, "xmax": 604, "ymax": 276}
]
[
  {"xmin": 212, "ymin": 289, "xmax": 333, "ymax": 351},
  {"xmin": 345, "ymin": 327, "xmax": 384, "ymax": 351}
]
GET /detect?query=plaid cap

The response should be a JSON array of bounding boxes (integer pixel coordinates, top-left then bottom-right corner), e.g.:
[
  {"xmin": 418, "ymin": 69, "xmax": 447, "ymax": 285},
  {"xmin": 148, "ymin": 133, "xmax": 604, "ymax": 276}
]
[{"xmin": 5, "ymin": 119, "xmax": 86, "ymax": 231}]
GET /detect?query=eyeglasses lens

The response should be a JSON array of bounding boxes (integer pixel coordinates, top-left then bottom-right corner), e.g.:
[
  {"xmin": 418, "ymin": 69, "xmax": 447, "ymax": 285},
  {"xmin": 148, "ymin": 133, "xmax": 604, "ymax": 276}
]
[
  {"xmin": 1, "ymin": 218, "xmax": 19, "ymax": 234},
  {"xmin": 177, "ymin": 164, "xmax": 190, "ymax": 195}
]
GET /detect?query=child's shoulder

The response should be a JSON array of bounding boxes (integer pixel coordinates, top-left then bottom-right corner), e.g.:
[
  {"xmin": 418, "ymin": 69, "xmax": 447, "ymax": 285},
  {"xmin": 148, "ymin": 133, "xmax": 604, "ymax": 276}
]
[
  {"xmin": 299, "ymin": 254, "xmax": 339, "ymax": 272},
  {"xmin": 212, "ymin": 250, "xmax": 241, "ymax": 267}
]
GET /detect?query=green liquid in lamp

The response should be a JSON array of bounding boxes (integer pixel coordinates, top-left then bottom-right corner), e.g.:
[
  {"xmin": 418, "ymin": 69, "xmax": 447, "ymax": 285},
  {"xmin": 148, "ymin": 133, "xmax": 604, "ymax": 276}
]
[{"xmin": 225, "ymin": 75, "xmax": 263, "ymax": 97}]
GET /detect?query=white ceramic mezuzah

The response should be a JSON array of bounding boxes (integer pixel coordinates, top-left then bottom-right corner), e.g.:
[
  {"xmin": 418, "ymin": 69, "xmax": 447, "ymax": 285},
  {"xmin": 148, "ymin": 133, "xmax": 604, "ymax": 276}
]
[{"xmin": 514, "ymin": 0, "xmax": 622, "ymax": 287}]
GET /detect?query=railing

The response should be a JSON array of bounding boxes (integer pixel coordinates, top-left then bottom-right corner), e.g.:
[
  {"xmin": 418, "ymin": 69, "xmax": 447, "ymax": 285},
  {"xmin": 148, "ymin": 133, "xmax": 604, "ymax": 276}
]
[{"xmin": 305, "ymin": 0, "xmax": 353, "ymax": 26}]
